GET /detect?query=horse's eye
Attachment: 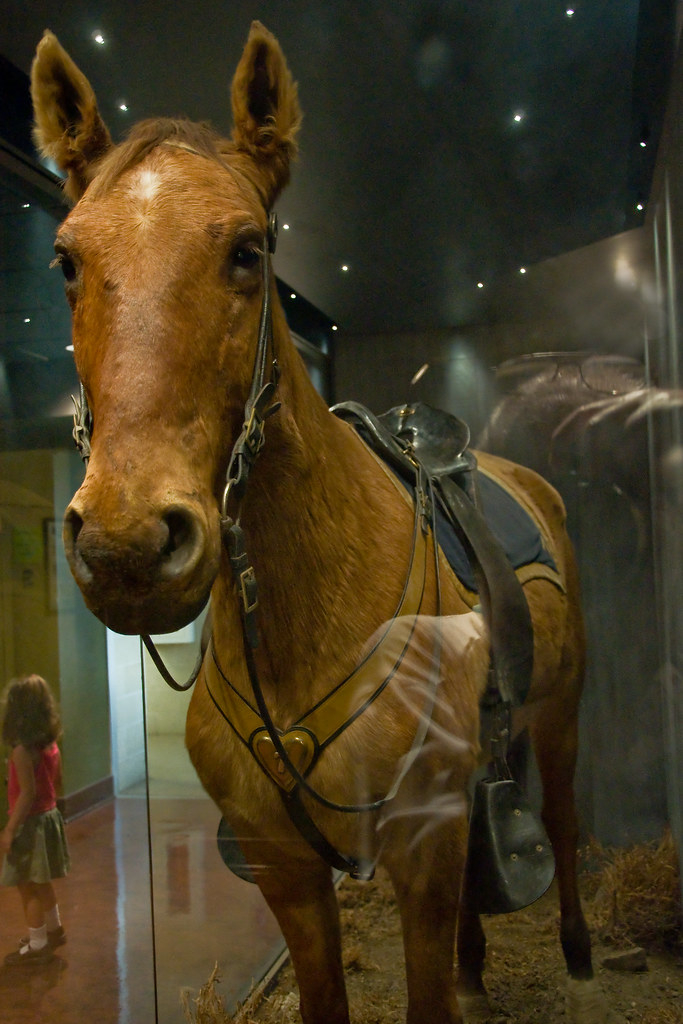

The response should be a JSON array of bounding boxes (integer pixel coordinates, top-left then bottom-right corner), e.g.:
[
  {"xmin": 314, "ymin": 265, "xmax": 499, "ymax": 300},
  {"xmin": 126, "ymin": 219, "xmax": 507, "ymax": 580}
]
[
  {"xmin": 232, "ymin": 245, "xmax": 261, "ymax": 271},
  {"xmin": 51, "ymin": 252, "xmax": 78, "ymax": 284}
]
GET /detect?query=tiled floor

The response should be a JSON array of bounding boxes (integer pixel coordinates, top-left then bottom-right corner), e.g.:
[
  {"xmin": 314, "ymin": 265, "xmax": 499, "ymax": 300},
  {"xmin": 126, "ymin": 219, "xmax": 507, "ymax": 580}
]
[{"xmin": 0, "ymin": 736, "xmax": 285, "ymax": 1024}]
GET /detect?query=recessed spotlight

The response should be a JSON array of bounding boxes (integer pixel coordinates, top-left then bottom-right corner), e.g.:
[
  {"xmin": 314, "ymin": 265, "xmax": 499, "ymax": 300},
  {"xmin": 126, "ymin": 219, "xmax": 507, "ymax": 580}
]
[
  {"xmin": 332, "ymin": 325, "xmax": 338, "ymax": 331},
  {"xmin": 282, "ymin": 223, "xmax": 290, "ymax": 230},
  {"xmin": 341, "ymin": 264, "xmax": 349, "ymax": 272},
  {"xmin": 636, "ymin": 203, "xmax": 644, "ymax": 212},
  {"xmin": 566, "ymin": 8, "xmax": 575, "ymax": 17},
  {"xmin": 477, "ymin": 281, "xmax": 484, "ymax": 289},
  {"xmin": 290, "ymin": 292, "xmax": 296, "ymax": 300},
  {"xmin": 513, "ymin": 111, "xmax": 524, "ymax": 124},
  {"xmin": 519, "ymin": 267, "xmax": 527, "ymax": 274},
  {"xmin": 23, "ymin": 317, "xmax": 31, "ymax": 324},
  {"xmin": 119, "ymin": 102, "xmax": 129, "ymax": 113},
  {"xmin": 93, "ymin": 31, "xmax": 106, "ymax": 45},
  {"xmin": 22, "ymin": 203, "xmax": 30, "ymax": 209}
]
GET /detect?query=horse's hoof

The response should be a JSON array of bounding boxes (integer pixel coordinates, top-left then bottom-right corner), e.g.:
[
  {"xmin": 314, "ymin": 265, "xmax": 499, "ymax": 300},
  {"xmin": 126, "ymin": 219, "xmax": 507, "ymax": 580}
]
[
  {"xmin": 566, "ymin": 977, "xmax": 609, "ymax": 1024},
  {"xmin": 458, "ymin": 991, "xmax": 492, "ymax": 1023}
]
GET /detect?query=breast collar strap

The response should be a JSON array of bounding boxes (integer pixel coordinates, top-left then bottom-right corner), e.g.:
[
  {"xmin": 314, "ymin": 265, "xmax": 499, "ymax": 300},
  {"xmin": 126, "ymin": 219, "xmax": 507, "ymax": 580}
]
[
  {"xmin": 210, "ymin": 469, "xmax": 443, "ymax": 881},
  {"xmin": 206, "ymin": 486, "xmax": 433, "ymax": 794}
]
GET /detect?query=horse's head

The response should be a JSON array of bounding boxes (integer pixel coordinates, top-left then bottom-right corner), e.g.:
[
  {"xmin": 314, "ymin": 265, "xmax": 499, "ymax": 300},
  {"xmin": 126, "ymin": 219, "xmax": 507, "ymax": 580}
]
[{"xmin": 31, "ymin": 23, "xmax": 301, "ymax": 634}]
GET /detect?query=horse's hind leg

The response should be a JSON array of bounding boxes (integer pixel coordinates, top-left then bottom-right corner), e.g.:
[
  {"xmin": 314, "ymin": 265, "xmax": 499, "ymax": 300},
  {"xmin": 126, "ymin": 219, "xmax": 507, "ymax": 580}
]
[
  {"xmin": 529, "ymin": 695, "xmax": 607, "ymax": 1022},
  {"xmin": 530, "ymin": 703, "xmax": 592, "ymax": 978}
]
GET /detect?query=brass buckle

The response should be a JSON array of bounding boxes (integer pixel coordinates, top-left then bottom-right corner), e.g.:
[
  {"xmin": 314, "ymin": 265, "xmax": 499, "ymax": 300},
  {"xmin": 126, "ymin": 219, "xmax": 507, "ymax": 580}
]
[{"xmin": 240, "ymin": 566, "xmax": 258, "ymax": 614}]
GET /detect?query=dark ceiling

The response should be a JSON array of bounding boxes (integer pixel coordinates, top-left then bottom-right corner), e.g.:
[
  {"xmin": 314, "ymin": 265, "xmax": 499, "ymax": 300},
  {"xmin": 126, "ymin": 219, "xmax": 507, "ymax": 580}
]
[{"xmin": 1, "ymin": 0, "xmax": 677, "ymax": 338}]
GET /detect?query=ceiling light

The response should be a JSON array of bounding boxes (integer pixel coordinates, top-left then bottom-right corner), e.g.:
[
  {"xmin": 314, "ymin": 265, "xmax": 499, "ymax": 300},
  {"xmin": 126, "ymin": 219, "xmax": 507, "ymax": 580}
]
[
  {"xmin": 477, "ymin": 282, "xmax": 484, "ymax": 289},
  {"xmin": 519, "ymin": 267, "xmax": 527, "ymax": 274},
  {"xmin": 66, "ymin": 344, "xmax": 74, "ymax": 352},
  {"xmin": 341, "ymin": 264, "xmax": 349, "ymax": 272},
  {"xmin": 566, "ymin": 8, "xmax": 575, "ymax": 16},
  {"xmin": 119, "ymin": 102, "xmax": 128, "ymax": 112},
  {"xmin": 93, "ymin": 31, "xmax": 105, "ymax": 45},
  {"xmin": 23, "ymin": 317, "xmax": 31, "ymax": 324},
  {"xmin": 282, "ymin": 223, "xmax": 290, "ymax": 230},
  {"xmin": 513, "ymin": 111, "xmax": 524, "ymax": 124},
  {"xmin": 636, "ymin": 203, "xmax": 644, "ymax": 212},
  {"xmin": 332, "ymin": 325, "xmax": 338, "ymax": 331},
  {"xmin": 290, "ymin": 292, "xmax": 296, "ymax": 300},
  {"xmin": 22, "ymin": 203, "xmax": 30, "ymax": 209}
]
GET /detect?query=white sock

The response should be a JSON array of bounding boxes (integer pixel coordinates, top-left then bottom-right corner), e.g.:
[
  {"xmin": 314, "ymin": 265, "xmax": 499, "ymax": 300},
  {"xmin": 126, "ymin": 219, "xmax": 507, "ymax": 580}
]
[
  {"xmin": 45, "ymin": 905, "xmax": 62, "ymax": 932},
  {"xmin": 28, "ymin": 925, "xmax": 48, "ymax": 951}
]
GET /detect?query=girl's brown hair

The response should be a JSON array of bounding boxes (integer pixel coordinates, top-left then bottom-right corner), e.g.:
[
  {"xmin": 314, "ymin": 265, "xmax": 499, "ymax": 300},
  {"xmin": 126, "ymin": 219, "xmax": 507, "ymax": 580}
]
[{"xmin": 1, "ymin": 674, "xmax": 62, "ymax": 749}]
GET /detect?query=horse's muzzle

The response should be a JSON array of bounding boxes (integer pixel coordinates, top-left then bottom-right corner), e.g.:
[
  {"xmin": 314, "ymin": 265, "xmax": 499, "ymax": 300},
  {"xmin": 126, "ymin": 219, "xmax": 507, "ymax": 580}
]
[{"xmin": 62, "ymin": 499, "xmax": 217, "ymax": 635}]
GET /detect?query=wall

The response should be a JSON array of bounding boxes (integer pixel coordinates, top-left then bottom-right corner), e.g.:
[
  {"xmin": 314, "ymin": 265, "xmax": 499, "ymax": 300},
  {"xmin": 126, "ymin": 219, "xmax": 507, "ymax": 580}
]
[
  {"xmin": 52, "ymin": 451, "xmax": 111, "ymax": 813},
  {"xmin": 0, "ymin": 450, "xmax": 111, "ymax": 819},
  {"xmin": 335, "ymin": 227, "xmax": 655, "ymax": 419},
  {"xmin": 106, "ymin": 630, "xmax": 145, "ymax": 793},
  {"xmin": 0, "ymin": 450, "xmax": 60, "ymax": 685},
  {"xmin": 649, "ymin": 28, "xmax": 683, "ymax": 900}
]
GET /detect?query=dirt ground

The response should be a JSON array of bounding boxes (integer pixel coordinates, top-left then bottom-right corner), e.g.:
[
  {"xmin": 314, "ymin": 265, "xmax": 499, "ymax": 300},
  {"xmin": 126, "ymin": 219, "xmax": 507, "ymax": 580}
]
[{"xmin": 228, "ymin": 836, "xmax": 683, "ymax": 1024}]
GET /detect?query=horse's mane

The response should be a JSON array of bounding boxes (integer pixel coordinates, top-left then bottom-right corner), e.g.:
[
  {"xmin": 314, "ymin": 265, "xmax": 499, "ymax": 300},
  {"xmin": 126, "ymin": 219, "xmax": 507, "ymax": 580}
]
[{"xmin": 86, "ymin": 118, "xmax": 236, "ymax": 199}]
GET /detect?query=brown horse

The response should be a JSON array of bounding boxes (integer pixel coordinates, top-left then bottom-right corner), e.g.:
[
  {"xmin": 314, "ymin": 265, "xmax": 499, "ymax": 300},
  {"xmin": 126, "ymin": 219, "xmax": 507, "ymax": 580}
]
[{"xmin": 31, "ymin": 23, "xmax": 605, "ymax": 1024}]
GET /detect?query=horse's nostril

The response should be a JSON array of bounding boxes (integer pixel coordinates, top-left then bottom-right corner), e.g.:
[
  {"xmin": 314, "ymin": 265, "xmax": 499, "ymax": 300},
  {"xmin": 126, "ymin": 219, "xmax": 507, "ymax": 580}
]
[
  {"xmin": 64, "ymin": 508, "xmax": 84, "ymax": 549},
  {"xmin": 62, "ymin": 506, "xmax": 94, "ymax": 584},
  {"xmin": 162, "ymin": 510, "xmax": 192, "ymax": 555},
  {"xmin": 160, "ymin": 507, "xmax": 202, "ymax": 579}
]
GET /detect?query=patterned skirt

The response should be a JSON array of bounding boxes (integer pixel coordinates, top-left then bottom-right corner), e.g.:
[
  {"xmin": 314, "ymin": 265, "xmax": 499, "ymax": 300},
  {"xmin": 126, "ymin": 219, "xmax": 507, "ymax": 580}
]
[{"xmin": 0, "ymin": 807, "xmax": 70, "ymax": 886}]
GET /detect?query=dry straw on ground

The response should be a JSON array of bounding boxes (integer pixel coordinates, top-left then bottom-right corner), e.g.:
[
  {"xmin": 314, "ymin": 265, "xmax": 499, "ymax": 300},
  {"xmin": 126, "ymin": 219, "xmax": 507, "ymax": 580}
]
[
  {"xmin": 182, "ymin": 963, "xmax": 232, "ymax": 1024},
  {"xmin": 585, "ymin": 829, "xmax": 681, "ymax": 952},
  {"xmin": 181, "ymin": 831, "xmax": 682, "ymax": 1023}
]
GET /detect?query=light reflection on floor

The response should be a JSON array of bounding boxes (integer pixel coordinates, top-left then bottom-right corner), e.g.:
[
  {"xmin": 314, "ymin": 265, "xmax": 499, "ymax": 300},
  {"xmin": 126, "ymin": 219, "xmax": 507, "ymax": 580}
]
[{"xmin": 0, "ymin": 735, "xmax": 285, "ymax": 1024}]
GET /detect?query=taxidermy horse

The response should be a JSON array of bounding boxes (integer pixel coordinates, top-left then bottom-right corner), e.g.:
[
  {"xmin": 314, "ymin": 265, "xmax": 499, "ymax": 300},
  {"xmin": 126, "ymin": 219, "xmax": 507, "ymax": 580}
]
[{"xmin": 31, "ymin": 23, "xmax": 606, "ymax": 1024}]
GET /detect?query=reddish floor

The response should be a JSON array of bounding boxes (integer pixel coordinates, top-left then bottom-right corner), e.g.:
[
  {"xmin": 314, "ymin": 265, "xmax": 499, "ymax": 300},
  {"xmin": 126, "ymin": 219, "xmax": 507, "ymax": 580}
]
[{"xmin": 0, "ymin": 797, "xmax": 285, "ymax": 1024}]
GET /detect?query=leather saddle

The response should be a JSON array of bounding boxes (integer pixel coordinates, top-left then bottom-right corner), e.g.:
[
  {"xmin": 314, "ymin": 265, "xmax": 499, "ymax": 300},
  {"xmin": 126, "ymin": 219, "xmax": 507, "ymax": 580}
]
[{"xmin": 331, "ymin": 400, "xmax": 533, "ymax": 709}]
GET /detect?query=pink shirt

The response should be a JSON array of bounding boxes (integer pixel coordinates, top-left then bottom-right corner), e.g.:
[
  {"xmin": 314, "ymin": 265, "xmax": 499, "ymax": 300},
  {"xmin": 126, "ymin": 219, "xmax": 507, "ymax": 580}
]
[{"xmin": 7, "ymin": 742, "xmax": 60, "ymax": 816}]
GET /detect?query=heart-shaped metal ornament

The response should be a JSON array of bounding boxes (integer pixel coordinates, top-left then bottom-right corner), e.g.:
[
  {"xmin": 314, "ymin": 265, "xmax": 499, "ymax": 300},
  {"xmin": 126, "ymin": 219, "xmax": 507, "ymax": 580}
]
[{"xmin": 251, "ymin": 728, "xmax": 318, "ymax": 791}]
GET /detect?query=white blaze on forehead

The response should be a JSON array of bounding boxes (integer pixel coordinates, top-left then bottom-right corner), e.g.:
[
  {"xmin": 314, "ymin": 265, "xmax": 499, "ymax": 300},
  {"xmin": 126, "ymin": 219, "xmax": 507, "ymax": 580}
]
[
  {"xmin": 125, "ymin": 167, "xmax": 164, "ymax": 232},
  {"xmin": 132, "ymin": 168, "xmax": 160, "ymax": 203}
]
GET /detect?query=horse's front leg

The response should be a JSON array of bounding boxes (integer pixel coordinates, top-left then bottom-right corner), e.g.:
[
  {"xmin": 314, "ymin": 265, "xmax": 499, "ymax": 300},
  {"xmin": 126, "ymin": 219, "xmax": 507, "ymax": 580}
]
[
  {"xmin": 382, "ymin": 790, "xmax": 469, "ymax": 1024},
  {"xmin": 252, "ymin": 843, "xmax": 350, "ymax": 1024}
]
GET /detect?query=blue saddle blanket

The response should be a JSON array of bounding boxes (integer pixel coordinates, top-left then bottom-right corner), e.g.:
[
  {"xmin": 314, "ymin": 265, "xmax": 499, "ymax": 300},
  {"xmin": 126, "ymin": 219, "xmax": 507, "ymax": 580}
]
[
  {"xmin": 398, "ymin": 468, "xmax": 557, "ymax": 593},
  {"xmin": 440, "ymin": 472, "xmax": 556, "ymax": 591}
]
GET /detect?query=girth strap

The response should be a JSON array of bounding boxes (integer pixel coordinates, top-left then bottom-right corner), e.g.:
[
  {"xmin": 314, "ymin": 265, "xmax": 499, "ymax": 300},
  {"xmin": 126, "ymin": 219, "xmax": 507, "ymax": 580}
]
[{"xmin": 433, "ymin": 474, "xmax": 533, "ymax": 706}]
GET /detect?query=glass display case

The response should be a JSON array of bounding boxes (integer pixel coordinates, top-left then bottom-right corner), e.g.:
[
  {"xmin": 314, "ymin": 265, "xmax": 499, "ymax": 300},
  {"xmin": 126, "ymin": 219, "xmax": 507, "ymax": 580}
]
[{"xmin": 1, "ymin": 15, "xmax": 682, "ymax": 1024}]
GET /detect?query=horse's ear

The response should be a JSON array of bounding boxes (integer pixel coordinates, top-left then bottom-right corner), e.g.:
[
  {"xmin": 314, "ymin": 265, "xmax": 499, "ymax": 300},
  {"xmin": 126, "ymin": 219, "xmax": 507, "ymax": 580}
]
[
  {"xmin": 31, "ymin": 31, "xmax": 112, "ymax": 202},
  {"xmin": 230, "ymin": 21, "xmax": 301, "ymax": 206}
]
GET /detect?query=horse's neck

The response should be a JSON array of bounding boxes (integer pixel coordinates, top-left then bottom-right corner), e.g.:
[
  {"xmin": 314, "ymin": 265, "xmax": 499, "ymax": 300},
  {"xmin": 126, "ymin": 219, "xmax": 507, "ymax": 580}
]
[{"xmin": 213, "ymin": 349, "xmax": 412, "ymax": 714}]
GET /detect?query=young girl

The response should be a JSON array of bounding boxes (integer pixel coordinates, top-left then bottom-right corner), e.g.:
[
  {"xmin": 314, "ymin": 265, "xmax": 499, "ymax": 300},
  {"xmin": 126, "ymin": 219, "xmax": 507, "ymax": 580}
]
[{"xmin": 1, "ymin": 674, "xmax": 70, "ymax": 966}]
